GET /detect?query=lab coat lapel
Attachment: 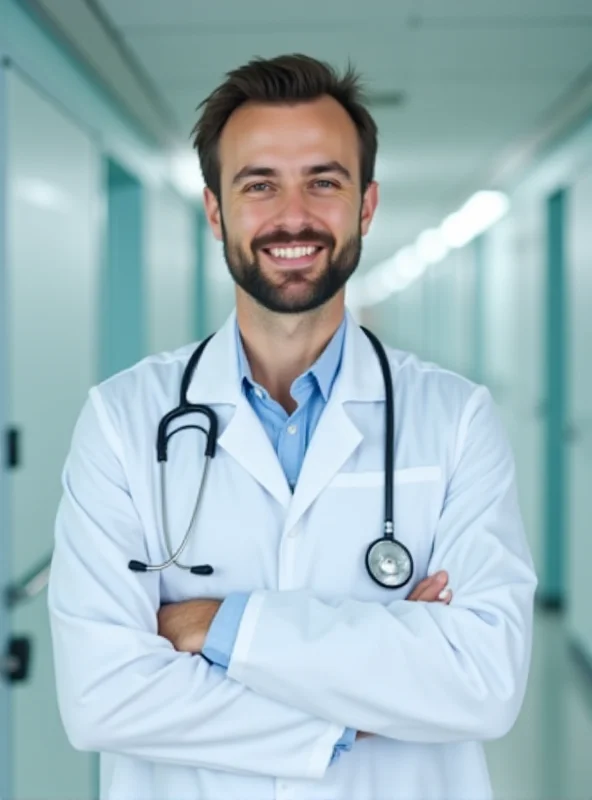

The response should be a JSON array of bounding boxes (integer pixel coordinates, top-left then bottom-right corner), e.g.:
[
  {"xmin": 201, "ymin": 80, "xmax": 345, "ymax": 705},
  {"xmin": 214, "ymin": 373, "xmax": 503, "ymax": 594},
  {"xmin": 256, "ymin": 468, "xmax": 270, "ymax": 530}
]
[
  {"xmin": 218, "ymin": 395, "xmax": 292, "ymax": 508},
  {"xmin": 284, "ymin": 400, "xmax": 362, "ymax": 532},
  {"xmin": 285, "ymin": 313, "xmax": 385, "ymax": 532},
  {"xmin": 185, "ymin": 311, "xmax": 291, "ymax": 509}
]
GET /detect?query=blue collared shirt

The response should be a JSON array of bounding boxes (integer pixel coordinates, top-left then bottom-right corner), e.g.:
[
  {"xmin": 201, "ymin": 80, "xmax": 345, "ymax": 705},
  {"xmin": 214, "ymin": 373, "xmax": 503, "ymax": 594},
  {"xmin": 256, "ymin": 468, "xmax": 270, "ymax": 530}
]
[{"xmin": 202, "ymin": 316, "xmax": 356, "ymax": 762}]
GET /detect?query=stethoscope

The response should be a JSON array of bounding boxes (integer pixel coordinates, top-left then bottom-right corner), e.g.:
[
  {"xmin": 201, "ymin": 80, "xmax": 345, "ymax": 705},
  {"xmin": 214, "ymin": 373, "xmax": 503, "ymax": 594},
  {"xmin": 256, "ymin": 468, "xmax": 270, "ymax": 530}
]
[{"xmin": 128, "ymin": 327, "xmax": 414, "ymax": 589}]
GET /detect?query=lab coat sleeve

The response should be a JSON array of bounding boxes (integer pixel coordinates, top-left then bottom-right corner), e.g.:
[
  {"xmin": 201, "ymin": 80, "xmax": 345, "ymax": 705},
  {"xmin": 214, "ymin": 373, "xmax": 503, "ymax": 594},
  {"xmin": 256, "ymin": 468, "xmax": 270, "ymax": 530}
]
[
  {"xmin": 47, "ymin": 391, "xmax": 345, "ymax": 780},
  {"xmin": 202, "ymin": 593, "xmax": 357, "ymax": 761},
  {"xmin": 202, "ymin": 592, "xmax": 251, "ymax": 668},
  {"xmin": 225, "ymin": 385, "xmax": 538, "ymax": 743}
]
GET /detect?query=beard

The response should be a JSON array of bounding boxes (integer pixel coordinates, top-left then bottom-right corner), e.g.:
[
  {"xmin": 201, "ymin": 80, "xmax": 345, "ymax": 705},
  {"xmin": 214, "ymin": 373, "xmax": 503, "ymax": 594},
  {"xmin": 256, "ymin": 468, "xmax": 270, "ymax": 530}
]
[{"xmin": 220, "ymin": 216, "xmax": 362, "ymax": 314}]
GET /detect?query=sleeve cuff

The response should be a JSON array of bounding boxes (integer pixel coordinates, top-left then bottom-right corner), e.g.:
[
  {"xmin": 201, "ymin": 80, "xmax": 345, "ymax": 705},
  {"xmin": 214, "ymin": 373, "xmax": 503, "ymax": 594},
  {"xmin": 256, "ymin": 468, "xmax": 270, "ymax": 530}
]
[
  {"xmin": 330, "ymin": 727, "xmax": 357, "ymax": 764},
  {"xmin": 201, "ymin": 592, "xmax": 251, "ymax": 669}
]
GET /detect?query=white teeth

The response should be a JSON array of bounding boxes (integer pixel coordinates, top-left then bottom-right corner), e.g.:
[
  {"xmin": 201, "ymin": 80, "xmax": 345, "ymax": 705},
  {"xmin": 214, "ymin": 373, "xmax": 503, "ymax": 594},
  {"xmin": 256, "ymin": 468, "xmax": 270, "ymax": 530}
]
[{"xmin": 269, "ymin": 245, "xmax": 318, "ymax": 259}]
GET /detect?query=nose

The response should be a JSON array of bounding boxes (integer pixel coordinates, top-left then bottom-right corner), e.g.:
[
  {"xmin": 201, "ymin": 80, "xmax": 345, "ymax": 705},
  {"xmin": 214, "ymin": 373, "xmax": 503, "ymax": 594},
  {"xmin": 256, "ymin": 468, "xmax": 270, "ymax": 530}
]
[{"xmin": 273, "ymin": 186, "xmax": 313, "ymax": 231}]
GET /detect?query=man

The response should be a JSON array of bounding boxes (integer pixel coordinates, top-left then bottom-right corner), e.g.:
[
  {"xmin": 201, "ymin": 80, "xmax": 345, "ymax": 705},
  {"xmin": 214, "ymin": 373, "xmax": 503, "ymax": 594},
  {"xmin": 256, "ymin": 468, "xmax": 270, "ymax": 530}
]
[{"xmin": 48, "ymin": 54, "xmax": 537, "ymax": 800}]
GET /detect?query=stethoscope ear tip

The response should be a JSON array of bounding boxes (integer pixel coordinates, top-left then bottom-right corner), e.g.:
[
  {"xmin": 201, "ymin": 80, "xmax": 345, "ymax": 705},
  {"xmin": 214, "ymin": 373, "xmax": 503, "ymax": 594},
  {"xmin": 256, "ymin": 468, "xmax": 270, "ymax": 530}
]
[
  {"xmin": 190, "ymin": 564, "xmax": 214, "ymax": 575},
  {"xmin": 128, "ymin": 560, "xmax": 148, "ymax": 572}
]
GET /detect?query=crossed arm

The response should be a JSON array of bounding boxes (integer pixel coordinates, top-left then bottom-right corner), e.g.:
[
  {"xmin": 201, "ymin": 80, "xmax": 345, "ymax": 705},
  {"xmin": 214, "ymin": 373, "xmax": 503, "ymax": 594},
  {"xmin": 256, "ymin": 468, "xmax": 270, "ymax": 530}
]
[
  {"xmin": 156, "ymin": 572, "xmax": 453, "ymax": 743},
  {"xmin": 48, "ymin": 387, "xmax": 536, "ymax": 781}
]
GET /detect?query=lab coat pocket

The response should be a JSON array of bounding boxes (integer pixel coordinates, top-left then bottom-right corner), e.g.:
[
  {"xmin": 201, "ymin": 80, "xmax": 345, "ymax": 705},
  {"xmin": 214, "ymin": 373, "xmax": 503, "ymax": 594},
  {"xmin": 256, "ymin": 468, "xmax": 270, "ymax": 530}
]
[
  {"xmin": 305, "ymin": 467, "xmax": 444, "ymax": 601},
  {"xmin": 329, "ymin": 466, "xmax": 442, "ymax": 488}
]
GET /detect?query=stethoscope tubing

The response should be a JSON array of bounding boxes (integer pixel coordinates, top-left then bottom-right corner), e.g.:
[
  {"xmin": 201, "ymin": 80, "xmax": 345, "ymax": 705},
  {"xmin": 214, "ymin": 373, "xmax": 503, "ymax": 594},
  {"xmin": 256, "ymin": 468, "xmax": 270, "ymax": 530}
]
[{"xmin": 129, "ymin": 325, "xmax": 414, "ymax": 588}]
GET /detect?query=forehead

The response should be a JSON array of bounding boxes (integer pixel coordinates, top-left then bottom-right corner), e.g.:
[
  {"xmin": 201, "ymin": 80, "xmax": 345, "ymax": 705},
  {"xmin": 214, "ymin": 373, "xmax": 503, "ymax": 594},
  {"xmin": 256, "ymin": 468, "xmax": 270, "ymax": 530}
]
[{"xmin": 218, "ymin": 96, "xmax": 360, "ymax": 179}]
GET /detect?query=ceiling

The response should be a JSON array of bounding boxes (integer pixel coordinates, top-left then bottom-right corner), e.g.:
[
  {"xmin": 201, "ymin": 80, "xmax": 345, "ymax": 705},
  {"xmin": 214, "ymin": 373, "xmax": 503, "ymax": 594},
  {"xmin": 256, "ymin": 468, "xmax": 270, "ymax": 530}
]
[{"xmin": 92, "ymin": 0, "xmax": 592, "ymax": 270}]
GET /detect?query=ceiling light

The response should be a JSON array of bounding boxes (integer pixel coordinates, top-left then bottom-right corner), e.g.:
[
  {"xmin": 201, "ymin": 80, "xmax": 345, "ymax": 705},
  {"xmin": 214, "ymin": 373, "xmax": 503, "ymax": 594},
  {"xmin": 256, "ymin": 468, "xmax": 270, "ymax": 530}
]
[
  {"xmin": 169, "ymin": 149, "xmax": 205, "ymax": 199},
  {"xmin": 351, "ymin": 189, "xmax": 511, "ymax": 308},
  {"xmin": 440, "ymin": 191, "xmax": 509, "ymax": 249},
  {"xmin": 415, "ymin": 229, "xmax": 449, "ymax": 265},
  {"xmin": 394, "ymin": 246, "xmax": 427, "ymax": 280}
]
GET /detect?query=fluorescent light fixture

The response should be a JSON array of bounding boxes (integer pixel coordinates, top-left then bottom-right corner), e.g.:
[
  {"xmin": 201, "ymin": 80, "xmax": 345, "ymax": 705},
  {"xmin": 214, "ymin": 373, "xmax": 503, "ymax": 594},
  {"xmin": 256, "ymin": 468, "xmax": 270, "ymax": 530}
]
[
  {"xmin": 395, "ymin": 245, "xmax": 427, "ymax": 280},
  {"xmin": 169, "ymin": 149, "xmax": 205, "ymax": 199},
  {"xmin": 358, "ymin": 189, "xmax": 510, "ymax": 307},
  {"xmin": 440, "ymin": 191, "xmax": 509, "ymax": 249},
  {"xmin": 416, "ymin": 228, "xmax": 449, "ymax": 264}
]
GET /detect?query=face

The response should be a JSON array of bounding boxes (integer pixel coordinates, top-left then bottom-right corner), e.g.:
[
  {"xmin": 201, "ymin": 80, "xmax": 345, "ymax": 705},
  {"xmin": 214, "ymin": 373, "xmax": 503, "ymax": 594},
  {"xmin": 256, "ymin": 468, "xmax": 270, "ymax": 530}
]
[{"xmin": 203, "ymin": 95, "xmax": 378, "ymax": 315}]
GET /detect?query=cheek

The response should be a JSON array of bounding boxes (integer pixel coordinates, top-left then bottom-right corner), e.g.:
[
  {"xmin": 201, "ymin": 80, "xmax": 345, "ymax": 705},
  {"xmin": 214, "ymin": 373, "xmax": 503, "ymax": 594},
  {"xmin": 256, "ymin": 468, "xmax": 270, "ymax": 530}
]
[
  {"xmin": 314, "ymin": 196, "xmax": 360, "ymax": 230},
  {"xmin": 227, "ymin": 203, "xmax": 269, "ymax": 245}
]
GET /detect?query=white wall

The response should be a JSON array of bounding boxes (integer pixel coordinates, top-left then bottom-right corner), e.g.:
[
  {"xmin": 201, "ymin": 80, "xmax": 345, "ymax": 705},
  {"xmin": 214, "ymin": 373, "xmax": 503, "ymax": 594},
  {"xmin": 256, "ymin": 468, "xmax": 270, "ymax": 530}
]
[
  {"xmin": 425, "ymin": 246, "xmax": 476, "ymax": 378},
  {"xmin": 566, "ymin": 155, "xmax": 592, "ymax": 662},
  {"xmin": 373, "ymin": 244, "xmax": 476, "ymax": 379},
  {"xmin": 485, "ymin": 192, "xmax": 546, "ymax": 582}
]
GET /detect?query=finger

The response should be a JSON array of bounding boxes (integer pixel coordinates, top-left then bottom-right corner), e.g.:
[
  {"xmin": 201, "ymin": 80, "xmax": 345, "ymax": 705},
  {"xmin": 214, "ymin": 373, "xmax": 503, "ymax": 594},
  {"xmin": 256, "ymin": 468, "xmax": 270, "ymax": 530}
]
[
  {"xmin": 406, "ymin": 574, "xmax": 441, "ymax": 600},
  {"xmin": 420, "ymin": 582, "xmax": 452, "ymax": 603},
  {"xmin": 437, "ymin": 587, "xmax": 453, "ymax": 604},
  {"xmin": 406, "ymin": 578, "xmax": 430, "ymax": 601},
  {"xmin": 408, "ymin": 571, "xmax": 448, "ymax": 601}
]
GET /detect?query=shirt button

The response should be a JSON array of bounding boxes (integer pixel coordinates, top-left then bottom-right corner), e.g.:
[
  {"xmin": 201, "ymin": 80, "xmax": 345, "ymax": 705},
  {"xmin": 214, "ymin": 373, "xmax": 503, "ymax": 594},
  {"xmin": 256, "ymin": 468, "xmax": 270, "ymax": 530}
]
[{"xmin": 287, "ymin": 424, "xmax": 298, "ymax": 435}]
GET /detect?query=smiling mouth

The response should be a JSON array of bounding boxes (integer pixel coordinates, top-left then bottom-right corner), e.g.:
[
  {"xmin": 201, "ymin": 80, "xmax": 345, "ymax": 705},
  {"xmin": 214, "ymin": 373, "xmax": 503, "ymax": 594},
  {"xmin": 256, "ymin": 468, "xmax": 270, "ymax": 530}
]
[{"xmin": 261, "ymin": 244, "xmax": 326, "ymax": 269}]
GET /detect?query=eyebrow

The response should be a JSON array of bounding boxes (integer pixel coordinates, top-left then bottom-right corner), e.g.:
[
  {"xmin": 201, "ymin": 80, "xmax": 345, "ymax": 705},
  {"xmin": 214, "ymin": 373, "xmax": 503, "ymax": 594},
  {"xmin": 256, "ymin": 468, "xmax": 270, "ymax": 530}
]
[{"xmin": 231, "ymin": 161, "xmax": 353, "ymax": 186}]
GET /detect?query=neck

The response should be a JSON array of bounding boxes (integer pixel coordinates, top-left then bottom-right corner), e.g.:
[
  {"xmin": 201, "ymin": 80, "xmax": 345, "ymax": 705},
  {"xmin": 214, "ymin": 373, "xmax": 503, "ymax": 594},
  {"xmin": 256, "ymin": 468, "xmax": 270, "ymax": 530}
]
[{"xmin": 236, "ymin": 292, "xmax": 345, "ymax": 413}]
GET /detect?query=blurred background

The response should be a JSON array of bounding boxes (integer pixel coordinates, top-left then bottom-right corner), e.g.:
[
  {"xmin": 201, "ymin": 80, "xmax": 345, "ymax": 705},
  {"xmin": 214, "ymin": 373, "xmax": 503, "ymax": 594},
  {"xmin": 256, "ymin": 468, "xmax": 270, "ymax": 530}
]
[{"xmin": 1, "ymin": 0, "xmax": 591, "ymax": 798}]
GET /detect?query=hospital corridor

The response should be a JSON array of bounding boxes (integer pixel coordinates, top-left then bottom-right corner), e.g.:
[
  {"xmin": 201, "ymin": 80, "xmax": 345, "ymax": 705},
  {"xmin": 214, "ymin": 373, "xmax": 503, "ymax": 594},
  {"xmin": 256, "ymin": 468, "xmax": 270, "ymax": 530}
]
[{"xmin": 1, "ymin": 1, "xmax": 592, "ymax": 798}]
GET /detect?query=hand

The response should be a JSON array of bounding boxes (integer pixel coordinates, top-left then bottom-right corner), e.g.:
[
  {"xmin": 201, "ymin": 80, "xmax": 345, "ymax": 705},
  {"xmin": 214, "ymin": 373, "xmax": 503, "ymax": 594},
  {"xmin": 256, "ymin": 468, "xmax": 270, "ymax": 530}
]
[
  {"xmin": 356, "ymin": 571, "xmax": 452, "ymax": 740},
  {"xmin": 406, "ymin": 570, "xmax": 452, "ymax": 604},
  {"xmin": 157, "ymin": 598, "xmax": 222, "ymax": 654}
]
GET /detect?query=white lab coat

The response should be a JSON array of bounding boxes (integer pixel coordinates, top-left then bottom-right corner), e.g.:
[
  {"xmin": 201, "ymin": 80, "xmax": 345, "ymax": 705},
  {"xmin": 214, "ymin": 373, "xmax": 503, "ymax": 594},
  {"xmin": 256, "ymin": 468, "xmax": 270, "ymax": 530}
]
[{"xmin": 48, "ymin": 309, "xmax": 537, "ymax": 800}]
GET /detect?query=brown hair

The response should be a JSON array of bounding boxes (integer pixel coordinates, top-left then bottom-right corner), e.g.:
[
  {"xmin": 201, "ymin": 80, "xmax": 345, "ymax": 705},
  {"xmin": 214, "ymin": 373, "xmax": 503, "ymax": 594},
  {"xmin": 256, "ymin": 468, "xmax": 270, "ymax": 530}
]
[{"xmin": 191, "ymin": 53, "xmax": 378, "ymax": 200}]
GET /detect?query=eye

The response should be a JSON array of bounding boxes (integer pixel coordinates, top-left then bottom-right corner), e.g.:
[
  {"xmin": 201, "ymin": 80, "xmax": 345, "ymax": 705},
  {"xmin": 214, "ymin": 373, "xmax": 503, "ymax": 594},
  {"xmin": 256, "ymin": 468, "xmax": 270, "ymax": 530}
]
[
  {"xmin": 245, "ymin": 182, "xmax": 272, "ymax": 193},
  {"xmin": 313, "ymin": 179, "xmax": 338, "ymax": 189}
]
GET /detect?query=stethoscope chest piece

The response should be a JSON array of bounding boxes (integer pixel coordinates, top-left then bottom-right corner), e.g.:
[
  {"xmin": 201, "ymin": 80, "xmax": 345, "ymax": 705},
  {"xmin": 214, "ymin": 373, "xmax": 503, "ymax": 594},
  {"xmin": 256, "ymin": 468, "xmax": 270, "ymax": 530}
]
[{"xmin": 365, "ymin": 537, "xmax": 414, "ymax": 589}]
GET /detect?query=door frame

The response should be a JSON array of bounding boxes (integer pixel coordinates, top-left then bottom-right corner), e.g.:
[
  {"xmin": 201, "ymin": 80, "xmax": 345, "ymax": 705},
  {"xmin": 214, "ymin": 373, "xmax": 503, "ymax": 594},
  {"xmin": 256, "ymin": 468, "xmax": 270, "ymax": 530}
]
[
  {"xmin": 100, "ymin": 157, "xmax": 145, "ymax": 382},
  {"xmin": 542, "ymin": 187, "xmax": 568, "ymax": 608},
  {"xmin": 0, "ymin": 54, "xmax": 13, "ymax": 800}
]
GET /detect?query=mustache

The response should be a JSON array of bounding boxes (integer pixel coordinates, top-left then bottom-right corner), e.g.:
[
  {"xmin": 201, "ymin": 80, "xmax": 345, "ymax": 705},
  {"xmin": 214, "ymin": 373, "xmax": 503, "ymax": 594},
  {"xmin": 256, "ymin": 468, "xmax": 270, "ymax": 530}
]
[{"xmin": 251, "ymin": 228, "xmax": 335, "ymax": 251}]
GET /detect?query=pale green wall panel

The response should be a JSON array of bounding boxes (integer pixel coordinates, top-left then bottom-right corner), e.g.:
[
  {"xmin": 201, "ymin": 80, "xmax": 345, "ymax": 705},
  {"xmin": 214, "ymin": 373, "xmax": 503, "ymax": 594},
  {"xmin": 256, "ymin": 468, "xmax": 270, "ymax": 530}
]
[
  {"xmin": 5, "ymin": 64, "xmax": 99, "ymax": 800},
  {"xmin": 100, "ymin": 159, "xmax": 145, "ymax": 381}
]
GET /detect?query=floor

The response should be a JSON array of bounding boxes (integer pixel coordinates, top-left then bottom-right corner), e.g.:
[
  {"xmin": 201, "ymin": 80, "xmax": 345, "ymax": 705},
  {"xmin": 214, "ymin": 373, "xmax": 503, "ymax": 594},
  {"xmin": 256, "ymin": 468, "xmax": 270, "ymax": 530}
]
[{"xmin": 486, "ymin": 612, "xmax": 592, "ymax": 800}]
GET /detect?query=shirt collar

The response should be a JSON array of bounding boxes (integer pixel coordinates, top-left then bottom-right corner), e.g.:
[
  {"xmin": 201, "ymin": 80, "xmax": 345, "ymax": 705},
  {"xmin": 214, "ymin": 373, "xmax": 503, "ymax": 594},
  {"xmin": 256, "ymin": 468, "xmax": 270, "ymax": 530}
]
[{"xmin": 235, "ymin": 316, "xmax": 347, "ymax": 401}]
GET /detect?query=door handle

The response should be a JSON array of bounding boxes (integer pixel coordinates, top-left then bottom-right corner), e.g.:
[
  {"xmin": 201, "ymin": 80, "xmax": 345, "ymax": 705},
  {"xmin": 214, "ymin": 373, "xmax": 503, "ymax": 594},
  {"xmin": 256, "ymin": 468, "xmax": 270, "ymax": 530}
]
[
  {"xmin": 5, "ymin": 553, "xmax": 52, "ymax": 609},
  {"xmin": 2, "ymin": 554, "xmax": 52, "ymax": 685},
  {"xmin": 1, "ymin": 636, "xmax": 32, "ymax": 683}
]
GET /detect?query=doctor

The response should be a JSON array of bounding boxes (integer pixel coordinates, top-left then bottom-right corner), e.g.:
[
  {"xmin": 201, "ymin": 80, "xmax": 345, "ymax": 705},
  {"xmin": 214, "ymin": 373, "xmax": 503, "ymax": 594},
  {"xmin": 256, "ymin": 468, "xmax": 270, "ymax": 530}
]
[{"xmin": 48, "ymin": 53, "xmax": 537, "ymax": 800}]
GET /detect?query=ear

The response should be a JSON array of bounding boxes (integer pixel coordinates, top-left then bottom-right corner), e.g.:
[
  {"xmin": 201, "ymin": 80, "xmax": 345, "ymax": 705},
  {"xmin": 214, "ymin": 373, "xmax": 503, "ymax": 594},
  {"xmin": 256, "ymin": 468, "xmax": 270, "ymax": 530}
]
[
  {"xmin": 360, "ymin": 181, "xmax": 379, "ymax": 237},
  {"xmin": 203, "ymin": 187, "xmax": 223, "ymax": 241}
]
